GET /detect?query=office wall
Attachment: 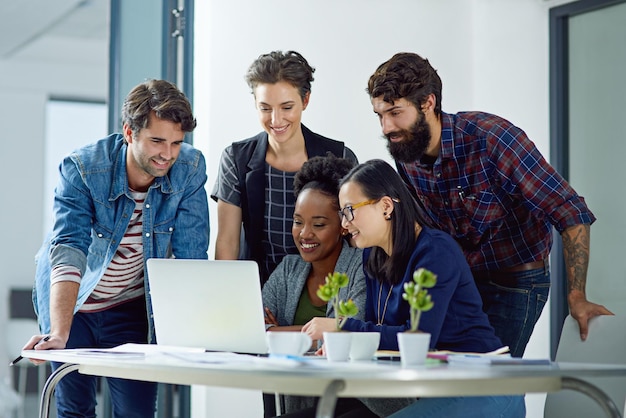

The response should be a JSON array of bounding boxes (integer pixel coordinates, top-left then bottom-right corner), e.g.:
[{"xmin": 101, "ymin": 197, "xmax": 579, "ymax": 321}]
[{"xmin": 192, "ymin": 0, "xmax": 552, "ymax": 257}]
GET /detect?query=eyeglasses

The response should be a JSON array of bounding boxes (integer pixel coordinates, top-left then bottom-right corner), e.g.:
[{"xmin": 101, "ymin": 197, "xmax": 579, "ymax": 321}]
[{"xmin": 338, "ymin": 199, "xmax": 379, "ymax": 222}]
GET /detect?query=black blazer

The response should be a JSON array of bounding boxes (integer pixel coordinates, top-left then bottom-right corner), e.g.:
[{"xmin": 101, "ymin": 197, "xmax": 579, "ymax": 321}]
[{"xmin": 231, "ymin": 125, "xmax": 348, "ymax": 284}]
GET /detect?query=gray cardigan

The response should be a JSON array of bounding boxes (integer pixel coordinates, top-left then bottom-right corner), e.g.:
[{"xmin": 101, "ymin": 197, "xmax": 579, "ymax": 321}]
[
  {"xmin": 262, "ymin": 241, "xmax": 366, "ymax": 324},
  {"xmin": 261, "ymin": 241, "xmax": 366, "ymax": 414}
]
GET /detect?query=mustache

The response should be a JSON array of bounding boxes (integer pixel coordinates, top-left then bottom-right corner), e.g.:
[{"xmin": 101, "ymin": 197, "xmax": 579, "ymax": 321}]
[{"xmin": 384, "ymin": 130, "xmax": 411, "ymax": 142}]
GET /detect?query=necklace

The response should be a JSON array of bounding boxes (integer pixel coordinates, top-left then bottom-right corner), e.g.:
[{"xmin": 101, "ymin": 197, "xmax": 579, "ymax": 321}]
[{"xmin": 376, "ymin": 283, "xmax": 394, "ymax": 326}]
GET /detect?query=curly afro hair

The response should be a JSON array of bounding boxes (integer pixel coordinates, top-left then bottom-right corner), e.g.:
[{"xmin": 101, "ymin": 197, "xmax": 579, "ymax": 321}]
[{"xmin": 293, "ymin": 153, "xmax": 355, "ymax": 206}]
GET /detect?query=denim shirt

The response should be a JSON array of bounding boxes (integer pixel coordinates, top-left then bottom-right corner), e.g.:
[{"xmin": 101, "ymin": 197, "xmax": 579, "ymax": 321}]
[{"xmin": 33, "ymin": 134, "xmax": 210, "ymax": 342}]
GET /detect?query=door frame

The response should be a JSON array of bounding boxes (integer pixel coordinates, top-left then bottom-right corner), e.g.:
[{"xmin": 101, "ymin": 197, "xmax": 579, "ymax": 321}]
[{"xmin": 548, "ymin": 0, "xmax": 626, "ymax": 358}]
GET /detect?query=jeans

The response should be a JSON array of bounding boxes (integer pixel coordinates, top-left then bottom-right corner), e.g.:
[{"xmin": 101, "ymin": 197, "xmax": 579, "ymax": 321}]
[
  {"xmin": 51, "ymin": 298, "xmax": 157, "ymax": 418},
  {"xmin": 387, "ymin": 396, "xmax": 526, "ymax": 418},
  {"xmin": 474, "ymin": 267, "xmax": 551, "ymax": 358}
]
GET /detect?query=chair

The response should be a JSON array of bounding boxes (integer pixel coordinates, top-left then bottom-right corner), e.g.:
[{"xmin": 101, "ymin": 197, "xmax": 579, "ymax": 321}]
[
  {"xmin": 543, "ymin": 314, "xmax": 626, "ymax": 418},
  {"xmin": 6, "ymin": 318, "xmax": 47, "ymax": 418}
]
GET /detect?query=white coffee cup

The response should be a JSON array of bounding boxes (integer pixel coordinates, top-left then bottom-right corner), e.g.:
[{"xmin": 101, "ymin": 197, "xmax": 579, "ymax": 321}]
[
  {"xmin": 349, "ymin": 332, "xmax": 381, "ymax": 361},
  {"xmin": 266, "ymin": 332, "xmax": 312, "ymax": 356}
]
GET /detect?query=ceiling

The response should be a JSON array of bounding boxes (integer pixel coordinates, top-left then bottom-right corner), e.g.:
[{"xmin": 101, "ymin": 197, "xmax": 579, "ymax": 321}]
[{"xmin": 0, "ymin": 0, "xmax": 108, "ymax": 64}]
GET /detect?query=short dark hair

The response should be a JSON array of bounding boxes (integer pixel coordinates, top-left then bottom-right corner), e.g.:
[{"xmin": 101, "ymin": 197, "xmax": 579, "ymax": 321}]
[
  {"xmin": 339, "ymin": 159, "xmax": 430, "ymax": 284},
  {"xmin": 294, "ymin": 153, "xmax": 355, "ymax": 210},
  {"xmin": 121, "ymin": 79, "xmax": 197, "ymax": 135},
  {"xmin": 367, "ymin": 52, "xmax": 442, "ymax": 116},
  {"xmin": 245, "ymin": 50, "xmax": 315, "ymax": 100}
]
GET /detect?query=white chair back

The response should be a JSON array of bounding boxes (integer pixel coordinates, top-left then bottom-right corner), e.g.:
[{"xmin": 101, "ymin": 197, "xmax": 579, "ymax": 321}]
[{"xmin": 544, "ymin": 314, "xmax": 626, "ymax": 418}]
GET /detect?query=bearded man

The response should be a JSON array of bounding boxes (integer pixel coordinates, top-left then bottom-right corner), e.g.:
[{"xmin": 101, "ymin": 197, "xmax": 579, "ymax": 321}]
[{"xmin": 366, "ymin": 52, "xmax": 611, "ymax": 357}]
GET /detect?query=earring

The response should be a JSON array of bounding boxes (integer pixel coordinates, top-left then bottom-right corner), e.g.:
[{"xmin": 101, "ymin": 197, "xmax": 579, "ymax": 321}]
[
  {"xmin": 341, "ymin": 230, "xmax": 348, "ymax": 236},
  {"xmin": 385, "ymin": 214, "xmax": 392, "ymax": 221}
]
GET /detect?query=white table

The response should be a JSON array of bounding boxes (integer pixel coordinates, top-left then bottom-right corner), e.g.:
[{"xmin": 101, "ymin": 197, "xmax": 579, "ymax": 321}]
[{"xmin": 22, "ymin": 349, "xmax": 626, "ymax": 418}]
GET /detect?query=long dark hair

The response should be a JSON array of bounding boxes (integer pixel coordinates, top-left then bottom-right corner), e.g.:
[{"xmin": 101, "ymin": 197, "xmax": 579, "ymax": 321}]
[{"xmin": 339, "ymin": 159, "xmax": 430, "ymax": 284}]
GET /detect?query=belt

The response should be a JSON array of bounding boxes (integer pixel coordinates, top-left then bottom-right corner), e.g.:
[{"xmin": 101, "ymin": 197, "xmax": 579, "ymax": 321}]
[
  {"xmin": 496, "ymin": 259, "xmax": 548, "ymax": 273},
  {"xmin": 473, "ymin": 259, "xmax": 549, "ymax": 282}
]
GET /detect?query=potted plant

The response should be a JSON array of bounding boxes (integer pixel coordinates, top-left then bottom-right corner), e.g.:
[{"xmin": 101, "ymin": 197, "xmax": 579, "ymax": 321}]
[
  {"xmin": 403, "ymin": 268, "xmax": 437, "ymax": 332},
  {"xmin": 397, "ymin": 267, "xmax": 437, "ymax": 366},
  {"xmin": 317, "ymin": 272, "xmax": 359, "ymax": 331},
  {"xmin": 317, "ymin": 272, "xmax": 359, "ymax": 361}
]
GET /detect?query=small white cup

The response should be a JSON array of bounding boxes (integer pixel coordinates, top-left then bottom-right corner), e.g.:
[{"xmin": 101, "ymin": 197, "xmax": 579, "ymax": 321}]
[
  {"xmin": 266, "ymin": 332, "xmax": 312, "ymax": 356},
  {"xmin": 349, "ymin": 332, "xmax": 381, "ymax": 361},
  {"xmin": 323, "ymin": 332, "xmax": 353, "ymax": 362}
]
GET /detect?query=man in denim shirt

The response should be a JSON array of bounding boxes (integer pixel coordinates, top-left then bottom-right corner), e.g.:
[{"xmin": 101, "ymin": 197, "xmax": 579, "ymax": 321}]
[
  {"xmin": 26, "ymin": 79, "xmax": 209, "ymax": 417},
  {"xmin": 366, "ymin": 52, "xmax": 611, "ymax": 358}
]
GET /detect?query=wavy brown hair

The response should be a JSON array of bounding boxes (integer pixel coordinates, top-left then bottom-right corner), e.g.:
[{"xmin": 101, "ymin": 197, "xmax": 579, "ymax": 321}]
[{"xmin": 367, "ymin": 52, "xmax": 442, "ymax": 117}]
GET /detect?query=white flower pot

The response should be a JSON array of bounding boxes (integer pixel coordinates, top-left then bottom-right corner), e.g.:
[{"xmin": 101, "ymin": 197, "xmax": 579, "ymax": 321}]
[
  {"xmin": 349, "ymin": 332, "xmax": 381, "ymax": 362},
  {"xmin": 397, "ymin": 332, "xmax": 431, "ymax": 367},
  {"xmin": 323, "ymin": 331, "xmax": 353, "ymax": 362}
]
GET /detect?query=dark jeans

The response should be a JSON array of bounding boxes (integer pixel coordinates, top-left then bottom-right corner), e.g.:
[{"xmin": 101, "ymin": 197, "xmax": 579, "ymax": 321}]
[
  {"xmin": 474, "ymin": 267, "xmax": 550, "ymax": 358},
  {"xmin": 51, "ymin": 298, "xmax": 157, "ymax": 418}
]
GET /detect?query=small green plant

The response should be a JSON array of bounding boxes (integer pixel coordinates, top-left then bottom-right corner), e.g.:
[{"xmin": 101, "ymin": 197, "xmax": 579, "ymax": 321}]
[
  {"xmin": 317, "ymin": 272, "xmax": 359, "ymax": 331},
  {"xmin": 402, "ymin": 268, "xmax": 437, "ymax": 332}
]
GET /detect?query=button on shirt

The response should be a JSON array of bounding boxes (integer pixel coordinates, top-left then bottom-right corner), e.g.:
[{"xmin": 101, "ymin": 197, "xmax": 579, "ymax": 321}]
[
  {"xmin": 397, "ymin": 111, "xmax": 596, "ymax": 271},
  {"xmin": 33, "ymin": 134, "xmax": 210, "ymax": 340}
]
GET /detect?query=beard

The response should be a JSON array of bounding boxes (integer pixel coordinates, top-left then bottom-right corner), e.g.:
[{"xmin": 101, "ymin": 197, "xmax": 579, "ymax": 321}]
[{"xmin": 385, "ymin": 112, "xmax": 432, "ymax": 163}]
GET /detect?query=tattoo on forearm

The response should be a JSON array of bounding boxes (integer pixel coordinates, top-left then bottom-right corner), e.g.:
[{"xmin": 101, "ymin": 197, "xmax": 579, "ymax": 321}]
[{"xmin": 562, "ymin": 225, "xmax": 590, "ymax": 293}]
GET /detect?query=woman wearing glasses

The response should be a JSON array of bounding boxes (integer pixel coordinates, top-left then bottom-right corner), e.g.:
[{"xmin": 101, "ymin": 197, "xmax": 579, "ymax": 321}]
[
  {"xmin": 302, "ymin": 159, "xmax": 525, "ymax": 418},
  {"xmin": 263, "ymin": 154, "xmax": 378, "ymax": 416}
]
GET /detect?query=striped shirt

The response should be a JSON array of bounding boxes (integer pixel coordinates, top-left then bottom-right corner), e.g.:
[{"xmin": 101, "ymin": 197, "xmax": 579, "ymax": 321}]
[
  {"xmin": 397, "ymin": 111, "xmax": 595, "ymax": 271},
  {"xmin": 51, "ymin": 191, "xmax": 147, "ymax": 312}
]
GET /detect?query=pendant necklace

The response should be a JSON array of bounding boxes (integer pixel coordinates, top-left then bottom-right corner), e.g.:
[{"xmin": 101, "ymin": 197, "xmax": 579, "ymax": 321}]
[{"xmin": 376, "ymin": 283, "xmax": 394, "ymax": 326}]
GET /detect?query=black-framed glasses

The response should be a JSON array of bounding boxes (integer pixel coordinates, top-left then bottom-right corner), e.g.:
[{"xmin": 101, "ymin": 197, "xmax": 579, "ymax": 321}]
[{"xmin": 338, "ymin": 199, "xmax": 379, "ymax": 222}]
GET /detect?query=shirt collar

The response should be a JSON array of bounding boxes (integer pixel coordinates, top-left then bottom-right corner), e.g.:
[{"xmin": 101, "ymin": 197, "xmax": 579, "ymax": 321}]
[{"xmin": 439, "ymin": 111, "xmax": 456, "ymax": 162}]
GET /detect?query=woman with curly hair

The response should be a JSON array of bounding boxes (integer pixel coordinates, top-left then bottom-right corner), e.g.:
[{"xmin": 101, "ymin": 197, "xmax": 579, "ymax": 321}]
[{"xmin": 262, "ymin": 153, "xmax": 374, "ymax": 416}]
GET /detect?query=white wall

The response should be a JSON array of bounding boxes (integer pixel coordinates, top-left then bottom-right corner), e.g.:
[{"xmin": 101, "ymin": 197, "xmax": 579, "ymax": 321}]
[{"xmin": 194, "ymin": 0, "xmax": 556, "ymax": 416}]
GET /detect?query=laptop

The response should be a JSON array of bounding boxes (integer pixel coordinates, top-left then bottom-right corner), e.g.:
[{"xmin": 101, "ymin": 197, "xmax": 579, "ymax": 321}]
[{"xmin": 146, "ymin": 258, "xmax": 269, "ymax": 354}]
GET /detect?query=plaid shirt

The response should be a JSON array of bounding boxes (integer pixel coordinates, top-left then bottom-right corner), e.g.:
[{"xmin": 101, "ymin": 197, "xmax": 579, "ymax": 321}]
[{"xmin": 397, "ymin": 111, "xmax": 595, "ymax": 271}]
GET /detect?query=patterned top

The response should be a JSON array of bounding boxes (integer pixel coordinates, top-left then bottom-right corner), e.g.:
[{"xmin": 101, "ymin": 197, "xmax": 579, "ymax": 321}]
[
  {"xmin": 211, "ymin": 129, "xmax": 357, "ymax": 282},
  {"xmin": 262, "ymin": 164, "xmax": 298, "ymax": 279},
  {"xmin": 397, "ymin": 111, "xmax": 595, "ymax": 271}
]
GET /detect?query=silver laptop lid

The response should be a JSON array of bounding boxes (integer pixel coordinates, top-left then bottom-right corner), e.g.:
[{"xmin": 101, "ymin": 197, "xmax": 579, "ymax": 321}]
[{"xmin": 146, "ymin": 258, "xmax": 268, "ymax": 354}]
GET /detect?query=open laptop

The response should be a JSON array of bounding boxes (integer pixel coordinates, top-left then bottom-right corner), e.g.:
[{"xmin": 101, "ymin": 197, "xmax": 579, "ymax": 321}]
[{"xmin": 146, "ymin": 258, "xmax": 269, "ymax": 354}]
